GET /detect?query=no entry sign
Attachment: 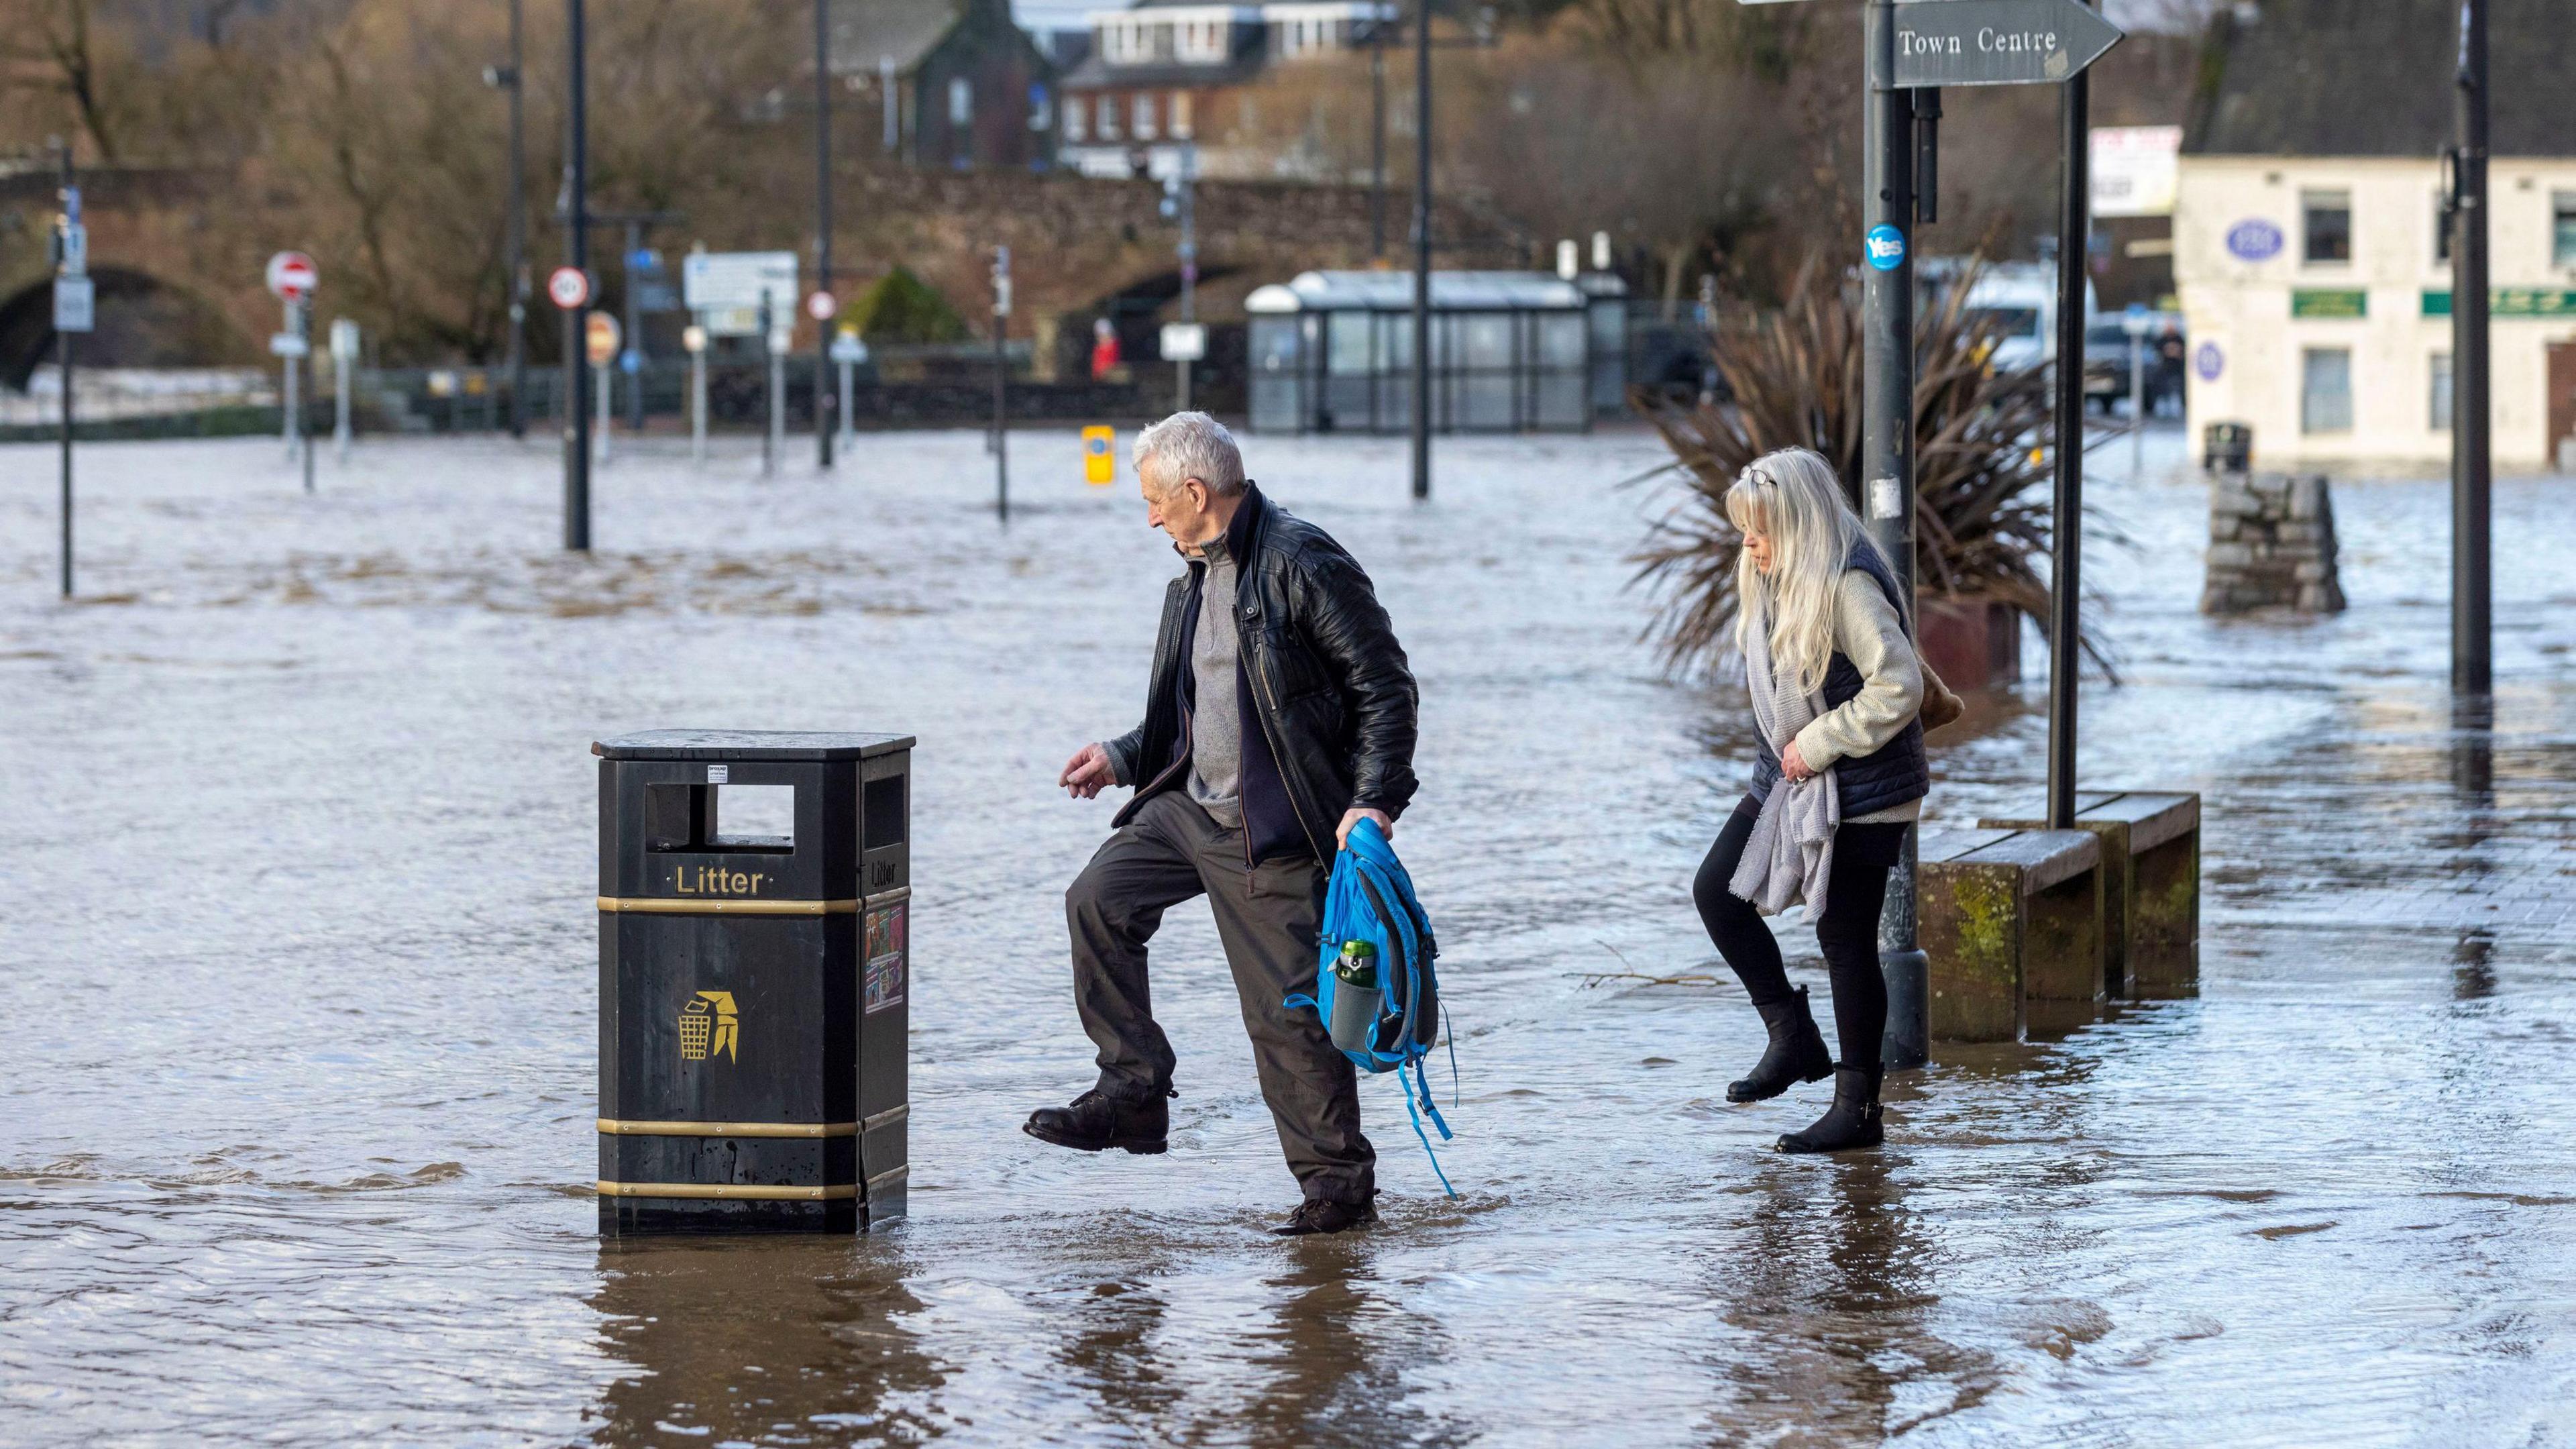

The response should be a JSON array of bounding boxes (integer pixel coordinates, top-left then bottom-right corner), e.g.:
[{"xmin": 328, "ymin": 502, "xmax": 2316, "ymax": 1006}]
[
  {"xmin": 266, "ymin": 251, "xmax": 318, "ymax": 301},
  {"xmin": 549, "ymin": 265, "xmax": 592, "ymax": 310}
]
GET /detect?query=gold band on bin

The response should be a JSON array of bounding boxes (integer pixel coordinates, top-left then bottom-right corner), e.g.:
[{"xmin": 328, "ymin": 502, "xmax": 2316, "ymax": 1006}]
[
  {"xmin": 596, "ymin": 1180, "xmax": 859, "ymax": 1201},
  {"xmin": 597, "ymin": 1118, "xmax": 857, "ymax": 1138},
  {"xmin": 596, "ymin": 896, "xmax": 859, "ymax": 916}
]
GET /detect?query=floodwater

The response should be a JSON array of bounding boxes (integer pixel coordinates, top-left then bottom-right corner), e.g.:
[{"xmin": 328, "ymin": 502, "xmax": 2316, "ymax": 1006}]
[{"xmin": 3, "ymin": 427, "xmax": 2572, "ymax": 1446}]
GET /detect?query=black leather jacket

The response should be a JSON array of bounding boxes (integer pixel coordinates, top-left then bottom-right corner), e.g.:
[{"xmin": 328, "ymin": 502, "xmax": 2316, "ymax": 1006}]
[{"xmin": 1103, "ymin": 483, "xmax": 1419, "ymax": 861}]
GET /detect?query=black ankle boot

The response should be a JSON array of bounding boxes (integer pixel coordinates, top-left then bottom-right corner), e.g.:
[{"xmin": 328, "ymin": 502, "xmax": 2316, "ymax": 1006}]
[
  {"xmin": 1775, "ymin": 1065, "xmax": 1884, "ymax": 1154},
  {"xmin": 1023, "ymin": 1085, "xmax": 1171, "ymax": 1155},
  {"xmin": 1727, "ymin": 986, "xmax": 1834, "ymax": 1104}
]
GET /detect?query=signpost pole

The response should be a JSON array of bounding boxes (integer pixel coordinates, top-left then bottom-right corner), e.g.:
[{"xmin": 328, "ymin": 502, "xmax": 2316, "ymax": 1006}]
[
  {"xmin": 282, "ymin": 299, "xmax": 300, "ymax": 459},
  {"xmin": 1862, "ymin": 0, "xmax": 1927, "ymax": 1073},
  {"xmin": 689, "ymin": 321, "xmax": 708, "ymax": 465},
  {"xmin": 597, "ymin": 322, "xmax": 613, "ymax": 466},
  {"xmin": 1409, "ymin": 0, "xmax": 1432, "ymax": 502},
  {"xmin": 2046, "ymin": 3, "xmax": 2093, "ymax": 832},
  {"xmin": 761, "ymin": 292, "xmax": 778, "ymax": 479},
  {"xmin": 335, "ymin": 320, "xmax": 355, "ymax": 464},
  {"xmin": 623, "ymin": 219, "xmax": 644, "ymax": 437},
  {"xmin": 1177, "ymin": 144, "xmax": 1197, "ymax": 413},
  {"xmin": 56, "ymin": 138, "xmax": 75, "ymax": 600},
  {"xmin": 564, "ymin": 0, "xmax": 592, "ymax": 551},
  {"xmin": 2129, "ymin": 319, "xmax": 2147, "ymax": 476},
  {"xmin": 2452, "ymin": 0, "xmax": 2491, "ymax": 696},
  {"xmin": 814, "ymin": 0, "xmax": 836, "ymax": 470},
  {"xmin": 993, "ymin": 246, "xmax": 1012, "ymax": 523},
  {"xmin": 300, "ymin": 302, "xmax": 315, "ymax": 496}
]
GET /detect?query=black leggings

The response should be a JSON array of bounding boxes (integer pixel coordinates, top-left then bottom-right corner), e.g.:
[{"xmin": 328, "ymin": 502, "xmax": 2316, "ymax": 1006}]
[{"xmin": 1693, "ymin": 796, "xmax": 1909, "ymax": 1071}]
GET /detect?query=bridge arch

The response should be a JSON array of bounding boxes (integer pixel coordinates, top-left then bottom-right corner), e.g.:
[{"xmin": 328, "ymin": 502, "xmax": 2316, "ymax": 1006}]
[{"xmin": 0, "ymin": 267, "xmax": 251, "ymax": 391}]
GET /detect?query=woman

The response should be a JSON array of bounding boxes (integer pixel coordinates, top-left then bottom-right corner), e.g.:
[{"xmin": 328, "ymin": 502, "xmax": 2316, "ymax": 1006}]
[{"xmin": 1693, "ymin": 446, "xmax": 1930, "ymax": 1154}]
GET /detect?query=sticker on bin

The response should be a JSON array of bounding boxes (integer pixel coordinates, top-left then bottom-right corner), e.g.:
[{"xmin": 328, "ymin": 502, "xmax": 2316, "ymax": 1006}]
[
  {"xmin": 706, "ymin": 764, "xmax": 729, "ymax": 784},
  {"xmin": 865, "ymin": 904, "xmax": 907, "ymax": 1014}
]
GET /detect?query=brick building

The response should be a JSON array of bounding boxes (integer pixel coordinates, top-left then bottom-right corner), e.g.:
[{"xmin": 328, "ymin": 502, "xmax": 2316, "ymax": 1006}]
[
  {"xmin": 1055, "ymin": 0, "xmax": 1395, "ymax": 180},
  {"xmin": 832, "ymin": 0, "xmax": 1061, "ymax": 171}
]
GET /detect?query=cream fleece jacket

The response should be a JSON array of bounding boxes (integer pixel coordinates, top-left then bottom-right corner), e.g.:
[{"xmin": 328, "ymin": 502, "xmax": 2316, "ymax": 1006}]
[{"xmin": 1790, "ymin": 569, "xmax": 1927, "ymax": 824}]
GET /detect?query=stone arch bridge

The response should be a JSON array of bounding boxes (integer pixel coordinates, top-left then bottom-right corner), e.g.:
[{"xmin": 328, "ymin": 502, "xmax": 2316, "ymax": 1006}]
[{"xmin": 0, "ymin": 160, "xmax": 1528, "ymax": 388}]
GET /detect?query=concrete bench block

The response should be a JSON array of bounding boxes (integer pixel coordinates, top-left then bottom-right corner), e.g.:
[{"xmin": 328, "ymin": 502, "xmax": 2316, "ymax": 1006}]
[
  {"xmin": 1919, "ymin": 826, "xmax": 2105, "ymax": 1043},
  {"xmin": 1980, "ymin": 790, "xmax": 2200, "ymax": 998}
]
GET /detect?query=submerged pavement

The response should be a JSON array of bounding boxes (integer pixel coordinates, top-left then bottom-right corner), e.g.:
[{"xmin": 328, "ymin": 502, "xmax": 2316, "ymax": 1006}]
[{"xmin": 1, "ymin": 427, "xmax": 2571, "ymax": 1446}]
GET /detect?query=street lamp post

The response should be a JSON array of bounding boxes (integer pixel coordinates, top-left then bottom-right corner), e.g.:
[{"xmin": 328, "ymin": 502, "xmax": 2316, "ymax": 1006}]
[
  {"xmin": 2451, "ymin": 0, "xmax": 2491, "ymax": 696},
  {"xmin": 485, "ymin": 0, "xmax": 529, "ymax": 440},
  {"xmin": 562, "ymin": 0, "xmax": 591, "ymax": 551},
  {"xmin": 1371, "ymin": 11, "xmax": 1387, "ymax": 260},
  {"xmin": 814, "ymin": 0, "xmax": 837, "ymax": 470},
  {"xmin": 1409, "ymin": 0, "xmax": 1432, "ymax": 502}
]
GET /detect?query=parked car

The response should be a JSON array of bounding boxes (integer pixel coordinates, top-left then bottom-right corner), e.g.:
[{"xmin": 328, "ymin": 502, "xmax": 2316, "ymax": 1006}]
[
  {"xmin": 1957, "ymin": 262, "xmax": 2098, "ymax": 376},
  {"xmin": 2084, "ymin": 310, "xmax": 2187, "ymax": 415}
]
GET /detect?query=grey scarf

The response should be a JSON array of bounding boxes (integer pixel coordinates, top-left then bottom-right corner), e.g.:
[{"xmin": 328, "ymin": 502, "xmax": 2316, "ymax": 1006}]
[{"xmin": 1730, "ymin": 584, "xmax": 1839, "ymax": 916}]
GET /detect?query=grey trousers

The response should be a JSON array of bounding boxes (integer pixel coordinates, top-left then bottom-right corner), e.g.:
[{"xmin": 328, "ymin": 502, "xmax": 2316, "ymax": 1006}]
[{"xmin": 1066, "ymin": 791, "xmax": 1376, "ymax": 1205}]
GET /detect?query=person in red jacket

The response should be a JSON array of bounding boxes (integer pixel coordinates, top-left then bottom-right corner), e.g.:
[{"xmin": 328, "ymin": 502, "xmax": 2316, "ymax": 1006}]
[{"xmin": 1089, "ymin": 317, "xmax": 1122, "ymax": 382}]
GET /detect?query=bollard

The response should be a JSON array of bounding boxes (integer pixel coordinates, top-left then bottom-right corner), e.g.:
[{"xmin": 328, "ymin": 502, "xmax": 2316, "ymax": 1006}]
[{"xmin": 594, "ymin": 730, "xmax": 914, "ymax": 1235}]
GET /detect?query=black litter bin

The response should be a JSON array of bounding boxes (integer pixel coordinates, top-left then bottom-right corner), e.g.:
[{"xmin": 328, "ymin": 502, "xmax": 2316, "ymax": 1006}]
[
  {"xmin": 2203, "ymin": 421, "xmax": 2252, "ymax": 474},
  {"xmin": 593, "ymin": 730, "xmax": 914, "ymax": 1236}
]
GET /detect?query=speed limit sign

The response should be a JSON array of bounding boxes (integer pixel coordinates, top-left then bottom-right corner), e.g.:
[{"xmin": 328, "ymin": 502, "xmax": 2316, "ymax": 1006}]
[{"xmin": 547, "ymin": 266, "xmax": 591, "ymax": 310}]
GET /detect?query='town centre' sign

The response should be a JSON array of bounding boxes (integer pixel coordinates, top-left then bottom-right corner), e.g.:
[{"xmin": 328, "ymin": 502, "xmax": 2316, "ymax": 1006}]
[{"xmin": 1889, "ymin": 0, "xmax": 2123, "ymax": 89}]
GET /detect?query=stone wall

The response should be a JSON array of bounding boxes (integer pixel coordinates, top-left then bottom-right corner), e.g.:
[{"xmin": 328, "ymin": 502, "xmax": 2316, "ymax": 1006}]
[{"xmin": 2202, "ymin": 470, "xmax": 2346, "ymax": 615}]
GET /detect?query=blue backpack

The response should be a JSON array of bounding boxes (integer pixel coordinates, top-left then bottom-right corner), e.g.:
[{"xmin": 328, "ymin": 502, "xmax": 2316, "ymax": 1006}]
[{"xmin": 1285, "ymin": 818, "xmax": 1457, "ymax": 1197}]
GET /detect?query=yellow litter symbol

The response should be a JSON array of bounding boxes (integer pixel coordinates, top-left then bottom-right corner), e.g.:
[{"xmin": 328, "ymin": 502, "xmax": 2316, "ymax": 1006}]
[
  {"xmin": 679, "ymin": 990, "xmax": 739, "ymax": 1064},
  {"xmin": 1082, "ymin": 425, "xmax": 1116, "ymax": 486}
]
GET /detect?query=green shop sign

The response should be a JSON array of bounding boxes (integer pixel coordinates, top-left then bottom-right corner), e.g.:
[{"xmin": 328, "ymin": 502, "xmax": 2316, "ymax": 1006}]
[
  {"xmin": 2290, "ymin": 288, "xmax": 2368, "ymax": 318},
  {"xmin": 2421, "ymin": 288, "xmax": 2576, "ymax": 317}
]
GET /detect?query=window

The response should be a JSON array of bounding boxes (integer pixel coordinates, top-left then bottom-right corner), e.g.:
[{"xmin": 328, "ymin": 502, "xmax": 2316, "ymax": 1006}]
[
  {"xmin": 2555, "ymin": 193, "xmax": 2576, "ymax": 268},
  {"xmin": 1097, "ymin": 93, "xmax": 1120, "ymax": 141},
  {"xmin": 2303, "ymin": 189, "xmax": 2352, "ymax": 264},
  {"xmin": 1134, "ymin": 92, "xmax": 1157, "ymax": 141},
  {"xmin": 2302, "ymin": 347, "xmax": 2353, "ymax": 434},
  {"xmin": 2434, "ymin": 193, "xmax": 2452, "ymax": 265},
  {"xmin": 1064, "ymin": 95, "xmax": 1086, "ymax": 142},
  {"xmin": 2430, "ymin": 351, "xmax": 2454, "ymax": 431},
  {"xmin": 948, "ymin": 76, "xmax": 972, "ymax": 127},
  {"xmin": 1171, "ymin": 90, "xmax": 1193, "ymax": 140}
]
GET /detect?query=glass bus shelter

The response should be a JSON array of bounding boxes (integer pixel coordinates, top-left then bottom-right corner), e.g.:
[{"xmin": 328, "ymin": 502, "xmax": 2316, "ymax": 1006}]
[{"xmin": 1245, "ymin": 270, "xmax": 1619, "ymax": 435}]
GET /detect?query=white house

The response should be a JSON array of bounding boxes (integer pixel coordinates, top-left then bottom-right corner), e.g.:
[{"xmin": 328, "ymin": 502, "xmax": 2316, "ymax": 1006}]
[{"xmin": 2177, "ymin": 0, "xmax": 2576, "ymax": 472}]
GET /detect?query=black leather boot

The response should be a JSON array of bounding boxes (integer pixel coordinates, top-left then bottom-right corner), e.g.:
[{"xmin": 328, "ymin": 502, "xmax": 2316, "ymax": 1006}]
[
  {"xmin": 1776, "ymin": 1065, "xmax": 1884, "ymax": 1154},
  {"xmin": 1272, "ymin": 1194, "xmax": 1379, "ymax": 1236},
  {"xmin": 1023, "ymin": 1085, "xmax": 1172, "ymax": 1155},
  {"xmin": 1727, "ymin": 985, "xmax": 1834, "ymax": 1104}
]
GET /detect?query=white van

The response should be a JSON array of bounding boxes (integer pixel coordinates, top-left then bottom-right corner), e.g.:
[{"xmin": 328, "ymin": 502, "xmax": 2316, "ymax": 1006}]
[{"xmin": 1956, "ymin": 262, "xmax": 2100, "ymax": 373}]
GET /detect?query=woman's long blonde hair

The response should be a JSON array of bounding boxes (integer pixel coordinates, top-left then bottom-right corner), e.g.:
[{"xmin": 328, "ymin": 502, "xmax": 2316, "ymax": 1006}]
[{"xmin": 1725, "ymin": 447, "xmax": 1881, "ymax": 696}]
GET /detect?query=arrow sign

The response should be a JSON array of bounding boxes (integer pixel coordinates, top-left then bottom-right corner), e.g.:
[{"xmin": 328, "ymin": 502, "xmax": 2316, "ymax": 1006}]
[{"xmin": 1889, "ymin": 0, "xmax": 2122, "ymax": 88}]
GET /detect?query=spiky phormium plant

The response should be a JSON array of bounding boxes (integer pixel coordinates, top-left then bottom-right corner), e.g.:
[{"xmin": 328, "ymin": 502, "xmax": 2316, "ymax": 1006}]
[{"xmin": 1631, "ymin": 256, "xmax": 2094, "ymax": 678}]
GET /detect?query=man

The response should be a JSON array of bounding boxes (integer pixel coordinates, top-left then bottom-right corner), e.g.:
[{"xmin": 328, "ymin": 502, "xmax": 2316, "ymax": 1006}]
[{"xmin": 1028, "ymin": 411, "xmax": 1419, "ymax": 1236}]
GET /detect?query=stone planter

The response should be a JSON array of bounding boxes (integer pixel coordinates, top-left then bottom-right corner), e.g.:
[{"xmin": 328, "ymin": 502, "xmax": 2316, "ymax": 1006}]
[{"xmin": 1916, "ymin": 593, "xmax": 2022, "ymax": 690}]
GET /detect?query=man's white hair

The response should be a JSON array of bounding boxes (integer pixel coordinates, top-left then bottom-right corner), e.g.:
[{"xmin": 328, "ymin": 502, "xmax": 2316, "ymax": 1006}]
[{"xmin": 1132, "ymin": 411, "xmax": 1246, "ymax": 497}]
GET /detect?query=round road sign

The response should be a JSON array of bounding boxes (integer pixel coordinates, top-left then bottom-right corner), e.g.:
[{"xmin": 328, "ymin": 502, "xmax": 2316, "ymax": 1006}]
[
  {"xmin": 682, "ymin": 324, "xmax": 708, "ymax": 355},
  {"xmin": 548, "ymin": 265, "xmax": 591, "ymax": 310},
  {"xmin": 806, "ymin": 290, "xmax": 837, "ymax": 321},
  {"xmin": 266, "ymin": 250, "xmax": 318, "ymax": 301},
  {"xmin": 586, "ymin": 311, "xmax": 621, "ymax": 366}
]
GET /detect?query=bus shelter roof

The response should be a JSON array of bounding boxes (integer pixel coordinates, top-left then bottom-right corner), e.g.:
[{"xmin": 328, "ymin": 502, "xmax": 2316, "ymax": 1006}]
[{"xmin": 1245, "ymin": 270, "xmax": 1595, "ymax": 314}]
